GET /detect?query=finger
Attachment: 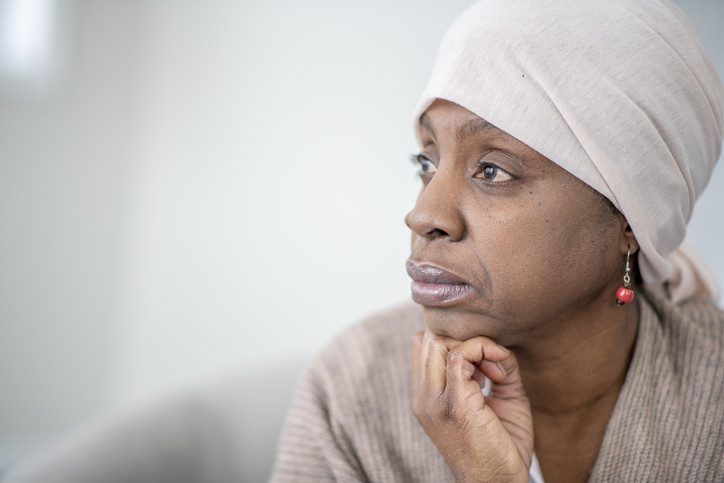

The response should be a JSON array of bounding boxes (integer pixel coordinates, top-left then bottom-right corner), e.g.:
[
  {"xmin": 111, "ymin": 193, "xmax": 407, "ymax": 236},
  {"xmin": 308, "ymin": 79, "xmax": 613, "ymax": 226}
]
[
  {"xmin": 485, "ymin": 350, "xmax": 527, "ymax": 401},
  {"xmin": 411, "ymin": 332, "xmax": 424, "ymax": 383},
  {"xmin": 423, "ymin": 332, "xmax": 449, "ymax": 395},
  {"xmin": 444, "ymin": 337, "xmax": 500, "ymax": 398},
  {"xmin": 416, "ymin": 330, "xmax": 432, "ymax": 380},
  {"xmin": 446, "ymin": 337, "xmax": 515, "ymax": 407},
  {"xmin": 438, "ymin": 335, "xmax": 464, "ymax": 351},
  {"xmin": 480, "ymin": 359, "xmax": 507, "ymax": 381},
  {"xmin": 419, "ymin": 330, "xmax": 433, "ymax": 367},
  {"xmin": 439, "ymin": 335, "xmax": 510, "ymax": 363},
  {"xmin": 433, "ymin": 335, "xmax": 507, "ymax": 390},
  {"xmin": 482, "ymin": 349, "xmax": 534, "ymax": 467},
  {"xmin": 412, "ymin": 331, "xmax": 443, "ymax": 391},
  {"xmin": 445, "ymin": 343, "xmax": 483, "ymax": 412},
  {"xmin": 412, "ymin": 330, "xmax": 432, "ymax": 386},
  {"xmin": 472, "ymin": 365, "xmax": 486, "ymax": 387}
]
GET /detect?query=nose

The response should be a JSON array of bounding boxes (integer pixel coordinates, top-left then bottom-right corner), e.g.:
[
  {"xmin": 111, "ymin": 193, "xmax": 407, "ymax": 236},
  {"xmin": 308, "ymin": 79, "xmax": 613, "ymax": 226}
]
[{"xmin": 404, "ymin": 171, "xmax": 465, "ymax": 242}]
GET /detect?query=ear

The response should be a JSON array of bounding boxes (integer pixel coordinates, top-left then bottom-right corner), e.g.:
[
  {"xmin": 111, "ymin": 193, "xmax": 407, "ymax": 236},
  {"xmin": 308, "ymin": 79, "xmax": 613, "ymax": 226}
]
[{"xmin": 619, "ymin": 216, "xmax": 640, "ymax": 255}]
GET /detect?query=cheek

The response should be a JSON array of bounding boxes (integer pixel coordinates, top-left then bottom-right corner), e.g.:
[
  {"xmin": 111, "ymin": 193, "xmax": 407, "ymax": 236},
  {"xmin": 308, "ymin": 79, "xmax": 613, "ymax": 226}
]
[
  {"xmin": 482, "ymin": 218, "xmax": 566, "ymax": 293},
  {"xmin": 468, "ymin": 197, "xmax": 619, "ymax": 313}
]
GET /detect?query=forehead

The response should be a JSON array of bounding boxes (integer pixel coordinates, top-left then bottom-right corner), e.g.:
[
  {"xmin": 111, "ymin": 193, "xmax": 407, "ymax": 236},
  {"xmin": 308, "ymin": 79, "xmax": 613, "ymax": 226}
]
[
  {"xmin": 419, "ymin": 109, "xmax": 494, "ymax": 138},
  {"xmin": 418, "ymin": 99, "xmax": 528, "ymax": 149}
]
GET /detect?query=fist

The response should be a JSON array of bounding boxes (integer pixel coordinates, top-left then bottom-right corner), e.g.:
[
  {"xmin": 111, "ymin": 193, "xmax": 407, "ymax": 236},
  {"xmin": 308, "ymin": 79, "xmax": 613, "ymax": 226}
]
[{"xmin": 412, "ymin": 331, "xmax": 533, "ymax": 482}]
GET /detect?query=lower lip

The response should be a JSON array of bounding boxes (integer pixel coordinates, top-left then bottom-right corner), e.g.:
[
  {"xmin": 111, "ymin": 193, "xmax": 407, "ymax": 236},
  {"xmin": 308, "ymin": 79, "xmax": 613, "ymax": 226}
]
[{"xmin": 410, "ymin": 280, "xmax": 476, "ymax": 306}]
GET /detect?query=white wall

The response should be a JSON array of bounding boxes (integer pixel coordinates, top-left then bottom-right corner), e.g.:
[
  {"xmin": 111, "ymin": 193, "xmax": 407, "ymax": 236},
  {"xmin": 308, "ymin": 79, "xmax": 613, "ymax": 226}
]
[
  {"xmin": 1, "ymin": 0, "xmax": 722, "ymax": 470},
  {"xmin": 0, "ymin": 0, "xmax": 145, "ymax": 464},
  {"xmin": 111, "ymin": 0, "xmax": 484, "ymax": 400}
]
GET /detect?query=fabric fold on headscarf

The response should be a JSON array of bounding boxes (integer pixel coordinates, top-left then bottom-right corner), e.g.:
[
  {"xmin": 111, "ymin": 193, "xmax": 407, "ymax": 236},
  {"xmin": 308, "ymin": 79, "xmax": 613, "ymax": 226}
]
[{"xmin": 414, "ymin": 0, "xmax": 724, "ymax": 303}]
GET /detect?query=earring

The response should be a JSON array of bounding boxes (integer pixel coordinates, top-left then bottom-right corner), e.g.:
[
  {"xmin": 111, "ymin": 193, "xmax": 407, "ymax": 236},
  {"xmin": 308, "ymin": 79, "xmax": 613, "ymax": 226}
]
[{"xmin": 616, "ymin": 246, "xmax": 634, "ymax": 306}]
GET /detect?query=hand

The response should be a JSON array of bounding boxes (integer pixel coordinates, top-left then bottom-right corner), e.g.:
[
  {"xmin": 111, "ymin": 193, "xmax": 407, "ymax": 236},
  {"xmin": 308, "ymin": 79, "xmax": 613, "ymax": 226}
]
[{"xmin": 412, "ymin": 330, "xmax": 533, "ymax": 482}]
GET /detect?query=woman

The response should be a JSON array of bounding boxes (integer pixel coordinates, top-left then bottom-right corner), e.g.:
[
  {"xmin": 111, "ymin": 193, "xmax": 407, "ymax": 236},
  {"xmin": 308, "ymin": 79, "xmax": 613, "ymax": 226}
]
[{"xmin": 271, "ymin": 0, "xmax": 724, "ymax": 481}]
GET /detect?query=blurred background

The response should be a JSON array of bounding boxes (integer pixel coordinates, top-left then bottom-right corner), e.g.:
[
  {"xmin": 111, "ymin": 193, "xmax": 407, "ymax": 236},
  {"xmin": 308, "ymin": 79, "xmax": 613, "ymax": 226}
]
[{"xmin": 0, "ymin": 0, "xmax": 722, "ymax": 477}]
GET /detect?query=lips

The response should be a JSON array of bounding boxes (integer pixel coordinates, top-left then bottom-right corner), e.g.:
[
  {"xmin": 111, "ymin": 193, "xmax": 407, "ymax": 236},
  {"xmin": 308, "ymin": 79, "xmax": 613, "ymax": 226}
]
[{"xmin": 406, "ymin": 260, "xmax": 476, "ymax": 306}]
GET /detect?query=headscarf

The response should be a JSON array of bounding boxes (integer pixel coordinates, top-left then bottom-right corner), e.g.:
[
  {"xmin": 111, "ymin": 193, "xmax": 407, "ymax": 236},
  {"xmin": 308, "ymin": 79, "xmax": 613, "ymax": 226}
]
[{"xmin": 414, "ymin": 0, "xmax": 724, "ymax": 304}]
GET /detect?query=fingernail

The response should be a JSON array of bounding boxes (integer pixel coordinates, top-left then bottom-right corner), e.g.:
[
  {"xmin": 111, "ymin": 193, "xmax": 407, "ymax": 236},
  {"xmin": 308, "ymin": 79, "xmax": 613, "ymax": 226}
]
[
  {"xmin": 496, "ymin": 361, "xmax": 507, "ymax": 377},
  {"xmin": 498, "ymin": 344, "xmax": 510, "ymax": 356}
]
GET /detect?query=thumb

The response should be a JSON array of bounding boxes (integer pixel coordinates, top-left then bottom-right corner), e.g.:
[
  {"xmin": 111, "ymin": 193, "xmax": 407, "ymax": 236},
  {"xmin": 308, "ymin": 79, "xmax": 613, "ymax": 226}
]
[
  {"xmin": 482, "ymin": 350, "xmax": 527, "ymax": 400},
  {"xmin": 483, "ymin": 350, "xmax": 534, "ymax": 469}
]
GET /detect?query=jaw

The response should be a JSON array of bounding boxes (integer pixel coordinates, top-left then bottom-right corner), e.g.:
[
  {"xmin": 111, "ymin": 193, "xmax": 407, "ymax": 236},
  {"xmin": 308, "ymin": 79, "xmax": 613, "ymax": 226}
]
[
  {"xmin": 421, "ymin": 305, "xmax": 513, "ymax": 344},
  {"xmin": 419, "ymin": 277, "xmax": 625, "ymax": 350}
]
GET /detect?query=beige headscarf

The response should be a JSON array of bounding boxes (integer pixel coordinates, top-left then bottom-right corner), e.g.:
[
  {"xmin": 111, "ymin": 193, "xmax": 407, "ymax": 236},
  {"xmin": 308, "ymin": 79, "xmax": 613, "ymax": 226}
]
[{"xmin": 414, "ymin": 0, "xmax": 724, "ymax": 304}]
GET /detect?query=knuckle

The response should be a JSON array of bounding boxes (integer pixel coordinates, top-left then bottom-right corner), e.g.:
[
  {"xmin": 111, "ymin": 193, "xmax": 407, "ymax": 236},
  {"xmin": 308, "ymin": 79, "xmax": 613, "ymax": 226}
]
[
  {"xmin": 436, "ymin": 393, "xmax": 458, "ymax": 423},
  {"xmin": 446, "ymin": 349, "xmax": 465, "ymax": 366},
  {"xmin": 414, "ymin": 384, "xmax": 473, "ymax": 427},
  {"xmin": 508, "ymin": 356, "xmax": 519, "ymax": 373},
  {"xmin": 414, "ymin": 393, "xmax": 459, "ymax": 424},
  {"xmin": 412, "ymin": 397, "xmax": 437, "ymax": 425},
  {"xmin": 412, "ymin": 398, "xmax": 425, "ymax": 419},
  {"xmin": 431, "ymin": 340, "xmax": 447, "ymax": 356}
]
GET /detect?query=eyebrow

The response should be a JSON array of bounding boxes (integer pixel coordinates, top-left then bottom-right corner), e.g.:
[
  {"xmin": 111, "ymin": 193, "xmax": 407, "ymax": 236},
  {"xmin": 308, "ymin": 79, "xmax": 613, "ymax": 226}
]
[
  {"xmin": 460, "ymin": 117, "xmax": 494, "ymax": 137},
  {"xmin": 419, "ymin": 113, "xmax": 434, "ymax": 132},
  {"xmin": 418, "ymin": 113, "xmax": 495, "ymax": 137}
]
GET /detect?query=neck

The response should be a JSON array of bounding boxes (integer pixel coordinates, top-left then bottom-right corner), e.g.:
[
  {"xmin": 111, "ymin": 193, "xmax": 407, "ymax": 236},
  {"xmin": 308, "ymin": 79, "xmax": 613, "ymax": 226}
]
[
  {"xmin": 514, "ymin": 294, "xmax": 639, "ymax": 417},
  {"xmin": 513, "ymin": 293, "xmax": 640, "ymax": 482}
]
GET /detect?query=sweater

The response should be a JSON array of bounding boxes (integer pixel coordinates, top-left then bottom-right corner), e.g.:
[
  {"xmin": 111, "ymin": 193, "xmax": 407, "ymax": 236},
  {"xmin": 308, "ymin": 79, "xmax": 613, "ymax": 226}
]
[{"xmin": 270, "ymin": 288, "xmax": 724, "ymax": 482}]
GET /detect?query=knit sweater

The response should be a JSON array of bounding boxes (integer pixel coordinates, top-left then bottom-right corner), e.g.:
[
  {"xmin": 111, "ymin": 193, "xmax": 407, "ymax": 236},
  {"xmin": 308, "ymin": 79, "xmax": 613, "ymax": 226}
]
[{"xmin": 270, "ymin": 288, "xmax": 724, "ymax": 482}]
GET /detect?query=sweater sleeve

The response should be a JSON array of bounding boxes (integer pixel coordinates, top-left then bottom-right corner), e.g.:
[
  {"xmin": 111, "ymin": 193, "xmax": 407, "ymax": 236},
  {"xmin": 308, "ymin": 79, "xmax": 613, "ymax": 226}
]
[
  {"xmin": 270, "ymin": 302, "xmax": 439, "ymax": 482},
  {"xmin": 269, "ymin": 357, "xmax": 368, "ymax": 483}
]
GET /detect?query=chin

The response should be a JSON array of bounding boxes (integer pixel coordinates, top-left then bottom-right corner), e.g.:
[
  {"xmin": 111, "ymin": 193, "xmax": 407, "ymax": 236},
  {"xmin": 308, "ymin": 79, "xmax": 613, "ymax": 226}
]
[{"xmin": 423, "ymin": 306, "xmax": 509, "ymax": 343}]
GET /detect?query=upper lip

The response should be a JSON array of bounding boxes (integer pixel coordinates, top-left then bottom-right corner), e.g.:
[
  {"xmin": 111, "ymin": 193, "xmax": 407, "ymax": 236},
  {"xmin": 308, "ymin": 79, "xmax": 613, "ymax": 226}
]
[{"xmin": 405, "ymin": 259, "xmax": 471, "ymax": 285}]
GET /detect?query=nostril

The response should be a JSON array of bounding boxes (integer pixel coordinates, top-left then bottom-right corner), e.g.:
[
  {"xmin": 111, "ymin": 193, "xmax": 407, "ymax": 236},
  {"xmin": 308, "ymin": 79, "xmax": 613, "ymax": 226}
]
[
  {"xmin": 405, "ymin": 207, "xmax": 461, "ymax": 240},
  {"xmin": 427, "ymin": 228, "xmax": 449, "ymax": 238},
  {"xmin": 405, "ymin": 185, "xmax": 465, "ymax": 241}
]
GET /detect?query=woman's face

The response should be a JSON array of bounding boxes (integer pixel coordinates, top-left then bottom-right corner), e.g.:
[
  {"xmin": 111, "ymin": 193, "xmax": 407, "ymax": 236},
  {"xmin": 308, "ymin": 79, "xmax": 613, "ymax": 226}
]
[{"xmin": 405, "ymin": 99, "xmax": 630, "ymax": 345}]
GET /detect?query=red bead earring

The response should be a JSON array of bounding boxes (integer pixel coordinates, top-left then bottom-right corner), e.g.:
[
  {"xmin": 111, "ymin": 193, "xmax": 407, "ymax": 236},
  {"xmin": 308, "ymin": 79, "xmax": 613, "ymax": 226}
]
[{"xmin": 616, "ymin": 246, "xmax": 634, "ymax": 306}]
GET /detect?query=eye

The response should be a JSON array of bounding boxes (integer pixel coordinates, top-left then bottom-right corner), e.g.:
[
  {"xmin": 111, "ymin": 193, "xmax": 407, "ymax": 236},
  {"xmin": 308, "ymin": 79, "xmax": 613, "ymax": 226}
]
[
  {"xmin": 476, "ymin": 162, "xmax": 514, "ymax": 183},
  {"xmin": 410, "ymin": 153, "xmax": 437, "ymax": 176}
]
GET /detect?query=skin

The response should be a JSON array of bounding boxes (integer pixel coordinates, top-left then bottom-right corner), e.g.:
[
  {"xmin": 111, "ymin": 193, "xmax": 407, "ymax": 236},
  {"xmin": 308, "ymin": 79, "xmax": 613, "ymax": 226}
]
[{"xmin": 406, "ymin": 99, "xmax": 640, "ymax": 483}]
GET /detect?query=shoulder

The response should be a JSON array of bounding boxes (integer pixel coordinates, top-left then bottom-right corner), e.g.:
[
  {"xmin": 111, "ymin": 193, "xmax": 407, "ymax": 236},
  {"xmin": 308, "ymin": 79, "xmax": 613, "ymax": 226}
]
[
  {"xmin": 272, "ymin": 302, "xmax": 440, "ymax": 482},
  {"xmin": 590, "ymin": 289, "xmax": 724, "ymax": 480},
  {"xmin": 622, "ymin": 288, "xmax": 724, "ymax": 478},
  {"xmin": 640, "ymin": 286, "xmax": 724, "ymax": 400},
  {"xmin": 318, "ymin": 302, "xmax": 425, "ymax": 364},
  {"xmin": 643, "ymin": 286, "xmax": 724, "ymax": 367},
  {"xmin": 305, "ymin": 302, "xmax": 425, "ymax": 395}
]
